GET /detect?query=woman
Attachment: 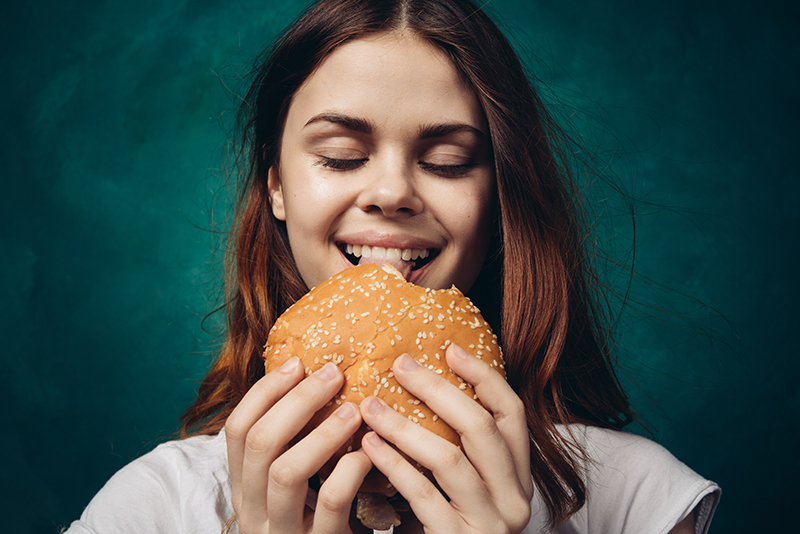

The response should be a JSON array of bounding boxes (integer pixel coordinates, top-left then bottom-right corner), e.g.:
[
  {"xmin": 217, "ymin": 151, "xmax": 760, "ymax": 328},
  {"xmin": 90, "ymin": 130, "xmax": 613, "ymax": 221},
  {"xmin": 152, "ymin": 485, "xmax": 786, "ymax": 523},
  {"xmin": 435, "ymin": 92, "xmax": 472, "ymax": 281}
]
[{"xmin": 65, "ymin": 0, "xmax": 720, "ymax": 532}]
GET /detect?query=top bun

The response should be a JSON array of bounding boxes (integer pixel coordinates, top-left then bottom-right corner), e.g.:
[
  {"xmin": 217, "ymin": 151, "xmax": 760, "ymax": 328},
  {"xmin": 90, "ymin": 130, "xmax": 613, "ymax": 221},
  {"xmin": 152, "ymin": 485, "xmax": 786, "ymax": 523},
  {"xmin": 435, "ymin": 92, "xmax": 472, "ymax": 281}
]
[{"xmin": 263, "ymin": 263, "xmax": 505, "ymax": 493}]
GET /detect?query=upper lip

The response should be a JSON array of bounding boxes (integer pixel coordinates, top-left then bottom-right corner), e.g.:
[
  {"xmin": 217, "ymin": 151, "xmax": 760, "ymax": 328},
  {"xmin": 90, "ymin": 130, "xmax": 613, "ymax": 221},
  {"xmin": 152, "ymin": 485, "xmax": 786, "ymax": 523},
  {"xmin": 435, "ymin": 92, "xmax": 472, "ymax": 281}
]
[{"xmin": 335, "ymin": 233, "xmax": 441, "ymax": 252}]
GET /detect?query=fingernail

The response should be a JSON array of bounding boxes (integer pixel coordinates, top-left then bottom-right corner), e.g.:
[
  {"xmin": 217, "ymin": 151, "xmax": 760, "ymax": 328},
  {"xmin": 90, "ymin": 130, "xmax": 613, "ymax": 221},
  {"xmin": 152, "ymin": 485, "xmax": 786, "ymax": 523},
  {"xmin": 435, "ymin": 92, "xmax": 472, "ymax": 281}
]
[
  {"xmin": 451, "ymin": 343, "xmax": 469, "ymax": 359},
  {"xmin": 279, "ymin": 356, "xmax": 300, "ymax": 373},
  {"xmin": 316, "ymin": 362, "xmax": 338, "ymax": 381},
  {"xmin": 366, "ymin": 431, "xmax": 384, "ymax": 447},
  {"xmin": 336, "ymin": 402, "xmax": 356, "ymax": 419},
  {"xmin": 363, "ymin": 396, "xmax": 385, "ymax": 415},
  {"xmin": 398, "ymin": 353, "xmax": 420, "ymax": 372}
]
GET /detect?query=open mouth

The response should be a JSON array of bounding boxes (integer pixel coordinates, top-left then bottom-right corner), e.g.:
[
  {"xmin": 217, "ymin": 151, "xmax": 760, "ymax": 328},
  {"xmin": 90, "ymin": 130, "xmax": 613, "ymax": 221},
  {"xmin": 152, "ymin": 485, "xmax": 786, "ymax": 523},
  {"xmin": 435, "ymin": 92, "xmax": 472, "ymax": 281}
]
[{"xmin": 340, "ymin": 243, "xmax": 438, "ymax": 271}]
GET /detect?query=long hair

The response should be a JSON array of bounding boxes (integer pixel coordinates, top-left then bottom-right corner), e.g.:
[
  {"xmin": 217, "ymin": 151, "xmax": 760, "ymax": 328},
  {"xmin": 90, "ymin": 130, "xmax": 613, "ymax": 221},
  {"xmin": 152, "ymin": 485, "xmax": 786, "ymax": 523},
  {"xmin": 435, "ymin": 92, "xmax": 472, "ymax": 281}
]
[{"xmin": 181, "ymin": 0, "xmax": 634, "ymax": 526}]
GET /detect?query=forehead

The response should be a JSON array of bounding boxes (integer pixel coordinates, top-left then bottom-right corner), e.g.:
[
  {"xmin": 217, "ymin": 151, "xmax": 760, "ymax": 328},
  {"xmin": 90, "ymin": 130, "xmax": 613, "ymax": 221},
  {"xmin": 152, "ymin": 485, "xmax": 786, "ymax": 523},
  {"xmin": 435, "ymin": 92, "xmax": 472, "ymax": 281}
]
[{"xmin": 285, "ymin": 31, "xmax": 485, "ymax": 132}]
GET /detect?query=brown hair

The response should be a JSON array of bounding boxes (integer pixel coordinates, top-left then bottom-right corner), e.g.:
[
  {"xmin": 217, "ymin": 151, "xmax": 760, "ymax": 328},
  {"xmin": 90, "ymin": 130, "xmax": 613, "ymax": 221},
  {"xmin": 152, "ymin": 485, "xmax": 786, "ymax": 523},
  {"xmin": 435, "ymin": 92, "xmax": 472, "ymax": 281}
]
[{"xmin": 181, "ymin": 0, "xmax": 633, "ymax": 526}]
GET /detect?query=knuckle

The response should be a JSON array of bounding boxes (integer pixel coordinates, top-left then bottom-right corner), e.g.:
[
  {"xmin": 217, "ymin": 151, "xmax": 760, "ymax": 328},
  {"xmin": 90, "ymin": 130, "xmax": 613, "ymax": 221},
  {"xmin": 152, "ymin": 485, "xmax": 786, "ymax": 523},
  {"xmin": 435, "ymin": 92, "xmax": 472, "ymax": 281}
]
[
  {"xmin": 496, "ymin": 395, "xmax": 527, "ymax": 428},
  {"xmin": 428, "ymin": 373, "xmax": 452, "ymax": 397},
  {"xmin": 224, "ymin": 416, "xmax": 248, "ymax": 444},
  {"xmin": 243, "ymin": 427, "xmax": 275, "ymax": 457},
  {"xmin": 504, "ymin": 493, "xmax": 532, "ymax": 531},
  {"xmin": 316, "ymin": 485, "xmax": 353, "ymax": 514},
  {"xmin": 438, "ymin": 443, "xmax": 465, "ymax": 470},
  {"xmin": 269, "ymin": 458, "xmax": 303, "ymax": 490},
  {"xmin": 414, "ymin": 477, "xmax": 441, "ymax": 502},
  {"xmin": 507, "ymin": 395, "xmax": 526, "ymax": 418},
  {"xmin": 471, "ymin": 409, "xmax": 498, "ymax": 437}
]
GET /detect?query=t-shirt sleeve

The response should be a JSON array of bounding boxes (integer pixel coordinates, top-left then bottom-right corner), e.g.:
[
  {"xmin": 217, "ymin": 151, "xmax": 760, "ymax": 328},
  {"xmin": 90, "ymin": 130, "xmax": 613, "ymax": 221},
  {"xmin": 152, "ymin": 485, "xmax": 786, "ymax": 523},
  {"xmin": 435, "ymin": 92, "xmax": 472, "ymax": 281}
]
[
  {"xmin": 578, "ymin": 427, "xmax": 720, "ymax": 534},
  {"xmin": 62, "ymin": 452, "xmax": 181, "ymax": 534},
  {"xmin": 61, "ymin": 433, "xmax": 233, "ymax": 534}
]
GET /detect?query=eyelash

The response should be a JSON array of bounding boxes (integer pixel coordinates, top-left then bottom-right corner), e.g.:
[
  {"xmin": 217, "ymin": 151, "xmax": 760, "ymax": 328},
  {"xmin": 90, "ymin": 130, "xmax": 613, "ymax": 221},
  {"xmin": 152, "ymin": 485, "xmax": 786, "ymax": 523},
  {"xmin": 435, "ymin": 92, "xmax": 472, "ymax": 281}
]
[
  {"xmin": 315, "ymin": 156, "xmax": 368, "ymax": 171},
  {"xmin": 315, "ymin": 157, "xmax": 475, "ymax": 177}
]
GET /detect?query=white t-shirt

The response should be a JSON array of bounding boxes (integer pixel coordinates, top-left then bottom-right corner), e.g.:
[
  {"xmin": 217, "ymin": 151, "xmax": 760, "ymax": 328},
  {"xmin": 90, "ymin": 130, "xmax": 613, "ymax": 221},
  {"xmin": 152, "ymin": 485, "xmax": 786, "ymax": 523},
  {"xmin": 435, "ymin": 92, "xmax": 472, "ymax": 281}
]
[{"xmin": 64, "ymin": 426, "xmax": 720, "ymax": 534}]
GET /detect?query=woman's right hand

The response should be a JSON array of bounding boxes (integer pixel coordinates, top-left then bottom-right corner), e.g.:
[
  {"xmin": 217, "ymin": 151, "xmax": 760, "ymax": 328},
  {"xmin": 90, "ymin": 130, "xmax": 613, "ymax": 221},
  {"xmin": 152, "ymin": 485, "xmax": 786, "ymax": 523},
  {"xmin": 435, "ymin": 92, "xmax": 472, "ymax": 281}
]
[{"xmin": 224, "ymin": 358, "xmax": 373, "ymax": 534}]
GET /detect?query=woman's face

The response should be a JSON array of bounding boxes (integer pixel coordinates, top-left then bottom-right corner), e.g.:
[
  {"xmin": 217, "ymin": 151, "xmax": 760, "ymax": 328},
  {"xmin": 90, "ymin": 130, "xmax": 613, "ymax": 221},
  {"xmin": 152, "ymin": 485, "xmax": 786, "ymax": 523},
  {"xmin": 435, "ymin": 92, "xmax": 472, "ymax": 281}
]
[{"xmin": 269, "ymin": 31, "xmax": 494, "ymax": 291}]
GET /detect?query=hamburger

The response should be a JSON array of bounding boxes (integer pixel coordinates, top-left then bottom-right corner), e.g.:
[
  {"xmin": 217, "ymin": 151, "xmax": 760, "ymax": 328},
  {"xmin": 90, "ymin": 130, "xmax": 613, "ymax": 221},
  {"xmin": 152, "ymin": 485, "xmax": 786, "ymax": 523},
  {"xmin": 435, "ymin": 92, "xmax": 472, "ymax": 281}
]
[{"xmin": 263, "ymin": 263, "xmax": 505, "ymax": 529}]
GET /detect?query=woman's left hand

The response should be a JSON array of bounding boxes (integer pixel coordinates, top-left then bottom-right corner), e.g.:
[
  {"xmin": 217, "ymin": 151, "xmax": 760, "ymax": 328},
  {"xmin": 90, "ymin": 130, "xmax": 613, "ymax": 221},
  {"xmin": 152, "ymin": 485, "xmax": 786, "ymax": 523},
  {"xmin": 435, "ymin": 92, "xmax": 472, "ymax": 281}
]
[{"xmin": 359, "ymin": 343, "xmax": 534, "ymax": 534}]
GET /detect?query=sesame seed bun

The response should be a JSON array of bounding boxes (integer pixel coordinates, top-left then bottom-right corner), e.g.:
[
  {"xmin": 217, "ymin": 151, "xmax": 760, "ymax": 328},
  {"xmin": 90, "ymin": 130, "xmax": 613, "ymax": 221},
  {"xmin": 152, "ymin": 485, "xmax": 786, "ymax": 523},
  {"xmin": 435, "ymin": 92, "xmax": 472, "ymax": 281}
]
[{"xmin": 263, "ymin": 263, "xmax": 505, "ymax": 527}]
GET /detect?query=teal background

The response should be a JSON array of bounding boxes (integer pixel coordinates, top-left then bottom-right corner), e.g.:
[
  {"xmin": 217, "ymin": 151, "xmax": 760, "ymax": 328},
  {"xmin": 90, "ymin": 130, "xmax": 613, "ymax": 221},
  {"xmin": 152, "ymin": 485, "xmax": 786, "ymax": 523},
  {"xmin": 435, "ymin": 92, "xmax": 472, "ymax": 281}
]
[{"xmin": 2, "ymin": 0, "xmax": 796, "ymax": 531}]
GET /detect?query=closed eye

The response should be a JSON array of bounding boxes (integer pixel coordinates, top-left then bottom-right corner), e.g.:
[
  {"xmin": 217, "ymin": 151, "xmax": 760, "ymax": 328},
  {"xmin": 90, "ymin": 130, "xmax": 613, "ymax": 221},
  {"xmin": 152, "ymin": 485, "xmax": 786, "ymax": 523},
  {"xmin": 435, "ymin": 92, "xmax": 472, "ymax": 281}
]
[
  {"xmin": 315, "ymin": 156, "xmax": 368, "ymax": 171},
  {"xmin": 419, "ymin": 161, "xmax": 476, "ymax": 177}
]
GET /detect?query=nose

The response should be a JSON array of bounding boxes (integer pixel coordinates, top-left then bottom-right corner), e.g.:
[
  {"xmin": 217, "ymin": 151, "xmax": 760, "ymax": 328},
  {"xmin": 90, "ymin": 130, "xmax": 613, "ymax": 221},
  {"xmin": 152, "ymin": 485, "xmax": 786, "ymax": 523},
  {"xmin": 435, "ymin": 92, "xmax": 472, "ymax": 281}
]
[{"xmin": 356, "ymin": 161, "xmax": 424, "ymax": 217}]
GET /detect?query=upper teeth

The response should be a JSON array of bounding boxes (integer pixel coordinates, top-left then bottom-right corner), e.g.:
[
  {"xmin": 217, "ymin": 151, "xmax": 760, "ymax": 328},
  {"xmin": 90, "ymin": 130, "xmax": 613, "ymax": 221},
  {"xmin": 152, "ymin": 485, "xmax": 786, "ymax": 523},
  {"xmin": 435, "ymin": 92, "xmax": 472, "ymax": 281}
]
[{"xmin": 345, "ymin": 244, "xmax": 430, "ymax": 261}]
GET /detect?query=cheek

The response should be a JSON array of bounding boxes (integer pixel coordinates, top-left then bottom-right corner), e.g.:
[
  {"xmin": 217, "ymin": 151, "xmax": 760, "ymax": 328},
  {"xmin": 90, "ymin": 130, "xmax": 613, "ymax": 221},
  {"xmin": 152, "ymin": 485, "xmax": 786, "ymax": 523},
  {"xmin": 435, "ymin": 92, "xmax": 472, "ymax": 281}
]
[
  {"xmin": 282, "ymin": 168, "xmax": 350, "ymax": 228},
  {"xmin": 437, "ymin": 180, "xmax": 494, "ymax": 243}
]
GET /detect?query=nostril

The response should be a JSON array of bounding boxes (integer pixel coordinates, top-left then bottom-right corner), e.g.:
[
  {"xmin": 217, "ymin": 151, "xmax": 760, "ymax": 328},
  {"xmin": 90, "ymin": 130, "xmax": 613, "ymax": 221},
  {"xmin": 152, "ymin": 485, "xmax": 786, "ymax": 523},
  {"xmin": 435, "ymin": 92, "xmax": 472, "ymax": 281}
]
[{"xmin": 356, "ymin": 174, "xmax": 423, "ymax": 216}]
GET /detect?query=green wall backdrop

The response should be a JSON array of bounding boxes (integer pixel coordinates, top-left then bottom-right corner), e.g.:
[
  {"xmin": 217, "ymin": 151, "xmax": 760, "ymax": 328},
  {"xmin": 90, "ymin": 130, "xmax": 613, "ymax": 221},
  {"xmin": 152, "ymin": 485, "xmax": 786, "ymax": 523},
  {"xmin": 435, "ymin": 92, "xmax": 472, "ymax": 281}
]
[{"xmin": 2, "ymin": 0, "xmax": 797, "ymax": 531}]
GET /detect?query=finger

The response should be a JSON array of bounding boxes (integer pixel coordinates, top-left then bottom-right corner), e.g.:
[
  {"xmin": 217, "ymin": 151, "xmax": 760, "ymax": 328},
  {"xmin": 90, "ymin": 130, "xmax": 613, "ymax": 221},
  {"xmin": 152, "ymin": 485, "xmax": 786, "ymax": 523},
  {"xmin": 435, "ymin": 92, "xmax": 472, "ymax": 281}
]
[
  {"xmin": 312, "ymin": 448, "xmax": 373, "ymax": 534},
  {"xmin": 360, "ymin": 430, "xmax": 462, "ymax": 532},
  {"xmin": 238, "ymin": 363, "xmax": 344, "ymax": 527},
  {"xmin": 391, "ymin": 351, "xmax": 531, "ymax": 512},
  {"xmin": 445, "ymin": 343, "xmax": 533, "ymax": 500},
  {"xmin": 360, "ymin": 397, "xmax": 499, "ymax": 530},
  {"xmin": 225, "ymin": 356, "xmax": 304, "ymax": 511},
  {"xmin": 267, "ymin": 401, "xmax": 363, "ymax": 533}
]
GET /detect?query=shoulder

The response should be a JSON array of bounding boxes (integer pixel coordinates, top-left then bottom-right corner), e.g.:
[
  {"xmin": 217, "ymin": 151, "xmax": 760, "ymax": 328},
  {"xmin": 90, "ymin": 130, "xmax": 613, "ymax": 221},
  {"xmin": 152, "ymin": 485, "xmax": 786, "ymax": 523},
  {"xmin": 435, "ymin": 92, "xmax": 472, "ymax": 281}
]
[
  {"xmin": 525, "ymin": 425, "xmax": 720, "ymax": 534},
  {"xmin": 65, "ymin": 432, "xmax": 233, "ymax": 534}
]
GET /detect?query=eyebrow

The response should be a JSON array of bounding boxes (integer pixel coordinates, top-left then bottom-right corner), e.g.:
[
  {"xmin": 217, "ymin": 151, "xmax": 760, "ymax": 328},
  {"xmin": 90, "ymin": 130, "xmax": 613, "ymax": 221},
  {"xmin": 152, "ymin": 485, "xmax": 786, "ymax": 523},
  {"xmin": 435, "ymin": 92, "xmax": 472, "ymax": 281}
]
[
  {"xmin": 418, "ymin": 122, "xmax": 485, "ymax": 140},
  {"xmin": 304, "ymin": 112, "xmax": 485, "ymax": 140},
  {"xmin": 304, "ymin": 113, "xmax": 373, "ymax": 134}
]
